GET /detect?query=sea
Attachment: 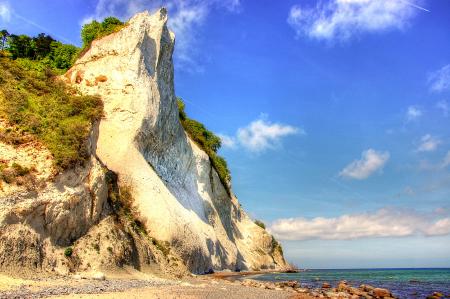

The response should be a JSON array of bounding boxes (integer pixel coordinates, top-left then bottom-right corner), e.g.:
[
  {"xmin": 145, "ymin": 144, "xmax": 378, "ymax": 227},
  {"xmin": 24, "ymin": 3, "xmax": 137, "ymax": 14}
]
[{"xmin": 249, "ymin": 268, "xmax": 450, "ymax": 298}]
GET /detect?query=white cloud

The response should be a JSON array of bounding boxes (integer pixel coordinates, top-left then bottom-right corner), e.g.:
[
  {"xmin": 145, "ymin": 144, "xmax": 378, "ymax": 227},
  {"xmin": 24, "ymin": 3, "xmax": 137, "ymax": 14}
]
[
  {"xmin": 429, "ymin": 64, "xmax": 450, "ymax": 93},
  {"xmin": 287, "ymin": 0, "xmax": 424, "ymax": 41},
  {"xmin": 436, "ymin": 100, "xmax": 449, "ymax": 117},
  {"xmin": 82, "ymin": 0, "xmax": 241, "ymax": 71},
  {"xmin": 417, "ymin": 134, "xmax": 441, "ymax": 152},
  {"xmin": 406, "ymin": 105, "xmax": 422, "ymax": 121},
  {"xmin": 0, "ymin": 1, "xmax": 11, "ymax": 22},
  {"xmin": 339, "ymin": 149, "xmax": 390, "ymax": 180},
  {"xmin": 218, "ymin": 116, "xmax": 301, "ymax": 153},
  {"xmin": 236, "ymin": 117, "xmax": 301, "ymax": 152},
  {"xmin": 217, "ymin": 134, "xmax": 236, "ymax": 149},
  {"xmin": 269, "ymin": 208, "xmax": 450, "ymax": 241}
]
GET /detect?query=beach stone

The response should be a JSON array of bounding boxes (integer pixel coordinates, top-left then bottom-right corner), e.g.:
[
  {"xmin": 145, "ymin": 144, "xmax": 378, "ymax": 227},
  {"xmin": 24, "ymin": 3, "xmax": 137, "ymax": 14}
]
[
  {"xmin": 276, "ymin": 280, "xmax": 300, "ymax": 289},
  {"xmin": 360, "ymin": 284, "xmax": 375, "ymax": 292},
  {"xmin": 92, "ymin": 272, "xmax": 106, "ymax": 280},
  {"xmin": 373, "ymin": 287, "xmax": 392, "ymax": 298},
  {"xmin": 433, "ymin": 292, "xmax": 444, "ymax": 297},
  {"xmin": 337, "ymin": 281, "xmax": 349, "ymax": 291},
  {"xmin": 322, "ymin": 282, "xmax": 331, "ymax": 289},
  {"xmin": 348, "ymin": 286, "xmax": 365, "ymax": 296}
]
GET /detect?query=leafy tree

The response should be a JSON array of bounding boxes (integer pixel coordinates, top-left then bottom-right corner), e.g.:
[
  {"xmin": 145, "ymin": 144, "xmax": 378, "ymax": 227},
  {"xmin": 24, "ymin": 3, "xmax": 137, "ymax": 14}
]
[
  {"xmin": 7, "ymin": 34, "xmax": 36, "ymax": 59},
  {"xmin": 0, "ymin": 29, "xmax": 9, "ymax": 50},
  {"xmin": 81, "ymin": 17, "xmax": 124, "ymax": 49},
  {"xmin": 33, "ymin": 33, "xmax": 55, "ymax": 59},
  {"xmin": 49, "ymin": 41, "xmax": 79, "ymax": 70},
  {"xmin": 102, "ymin": 16, "xmax": 123, "ymax": 27},
  {"xmin": 81, "ymin": 20, "xmax": 102, "ymax": 49}
]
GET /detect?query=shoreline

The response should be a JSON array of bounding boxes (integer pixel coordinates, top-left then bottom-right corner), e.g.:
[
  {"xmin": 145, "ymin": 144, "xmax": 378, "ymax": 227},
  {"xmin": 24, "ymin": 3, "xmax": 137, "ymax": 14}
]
[{"xmin": 0, "ymin": 269, "xmax": 447, "ymax": 299}]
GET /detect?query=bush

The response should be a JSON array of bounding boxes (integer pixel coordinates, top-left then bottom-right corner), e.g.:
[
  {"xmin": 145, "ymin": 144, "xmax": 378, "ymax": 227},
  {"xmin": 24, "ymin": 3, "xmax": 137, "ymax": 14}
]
[
  {"xmin": 48, "ymin": 42, "xmax": 79, "ymax": 70},
  {"xmin": 271, "ymin": 237, "xmax": 283, "ymax": 256},
  {"xmin": 81, "ymin": 17, "xmax": 125, "ymax": 49},
  {"xmin": 0, "ymin": 57, "xmax": 103, "ymax": 170},
  {"xmin": 254, "ymin": 220, "xmax": 266, "ymax": 229},
  {"xmin": 176, "ymin": 98, "xmax": 231, "ymax": 192},
  {"xmin": 11, "ymin": 162, "xmax": 30, "ymax": 176},
  {"xmin": 64, "ymin": 247, "xmax": 73, "ymax": 257},
  {"xmin": 0, "ymin": 162, "xmax": 34, "ymax": 187}
]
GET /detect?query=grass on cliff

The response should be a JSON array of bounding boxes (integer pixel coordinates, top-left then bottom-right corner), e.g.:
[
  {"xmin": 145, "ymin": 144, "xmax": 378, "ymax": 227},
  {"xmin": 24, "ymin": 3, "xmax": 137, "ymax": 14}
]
[
  {"xmin": 0, "ymin": 57, "xmax": 103, "ymax": 170},
  {"xmin": 177, "ymin": 98, "xmax": 231, "ymax": 192},
  {"xmin": 105, "ymin": 170, "xmax": 171, "ymax": 257}
]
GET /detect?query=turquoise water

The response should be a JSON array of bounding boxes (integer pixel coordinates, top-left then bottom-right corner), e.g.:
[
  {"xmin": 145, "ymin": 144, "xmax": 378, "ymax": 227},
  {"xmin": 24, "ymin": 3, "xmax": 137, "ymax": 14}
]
[{"xmin": 251, "ymin": 268, "xmax": 450, "ymax": 298}]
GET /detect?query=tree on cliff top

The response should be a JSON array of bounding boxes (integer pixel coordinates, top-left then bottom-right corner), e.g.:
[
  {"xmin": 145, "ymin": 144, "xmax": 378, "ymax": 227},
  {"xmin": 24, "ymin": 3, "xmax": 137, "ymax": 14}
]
[{"xmin": 81, "ymin": 17, "xmax": 125, "ymax": 49}]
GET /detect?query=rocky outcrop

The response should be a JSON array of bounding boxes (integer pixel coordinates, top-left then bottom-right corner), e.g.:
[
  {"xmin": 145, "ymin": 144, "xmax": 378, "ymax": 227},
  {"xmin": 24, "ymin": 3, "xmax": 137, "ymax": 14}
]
[{"xmin": 0, "ymin": 8, "xmax": 286, "ymax": 276}]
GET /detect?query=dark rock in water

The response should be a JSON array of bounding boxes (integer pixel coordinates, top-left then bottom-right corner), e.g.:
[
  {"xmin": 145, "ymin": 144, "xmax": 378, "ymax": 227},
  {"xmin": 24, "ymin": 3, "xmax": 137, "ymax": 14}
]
[
  {"xmin": 275, "ymin": 280, "xmax": 300, "ymax": 289},
  {"xmin": 284, "ymin": 269, "xmax": 299, "ymax": 273},
  {"xmin": 409, "ymin": 279, "xmax": 420, "ymax": 283}
]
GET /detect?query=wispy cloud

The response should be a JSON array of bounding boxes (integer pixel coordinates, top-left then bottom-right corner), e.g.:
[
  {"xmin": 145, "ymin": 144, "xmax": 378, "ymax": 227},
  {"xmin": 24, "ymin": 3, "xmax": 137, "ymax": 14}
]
[
  {"xmin": 0, "ymin": 1, "xmax": 11, "ymax": 22},
  {"xmin": 429, "ymin": 64, "xmax": 450, "ymax": 93},
  {"xmin": 287, "ymin": 0, "xmax": 424, "ymax": 41},
  {"xmin": 417, "ymin": 134, "xmax": 441, "ymax": 152},
  {"xmin": 442, "ymin": 151, "xmax": 450, "ymax": 168},
  {"xmin": 219, "ymin": 115, "xmax": 302, "ymax": 153},
  {"xmin": 269, "ymin": 208, "xmax": 450, "ymax": 241},
  {"xmin": 339, "ymin": 149, "xmax": 390, "ymax": 180},
  {"xmin": 82, "ymin": 0, "xmax": 241, "ymax": 71},
  {"xmin": 406, "ymin": 105, "xmax": 422, "ymax": 121},
  {"xmin": 436, "ymin": 100, "xmax": 449, "ymax": 117}
]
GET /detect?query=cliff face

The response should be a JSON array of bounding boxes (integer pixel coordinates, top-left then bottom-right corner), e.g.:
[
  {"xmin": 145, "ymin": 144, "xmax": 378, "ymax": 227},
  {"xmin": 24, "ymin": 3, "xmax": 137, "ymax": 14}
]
[{"xmin": 0, "ymin": 9, "xmax": 286, "ymax": 275}]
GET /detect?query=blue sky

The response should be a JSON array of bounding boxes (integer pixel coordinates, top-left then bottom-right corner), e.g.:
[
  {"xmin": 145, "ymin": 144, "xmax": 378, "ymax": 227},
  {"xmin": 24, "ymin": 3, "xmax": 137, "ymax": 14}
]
[{"xmin": 1, "ymin": 0, "xmax": 450, "ymax": 268}]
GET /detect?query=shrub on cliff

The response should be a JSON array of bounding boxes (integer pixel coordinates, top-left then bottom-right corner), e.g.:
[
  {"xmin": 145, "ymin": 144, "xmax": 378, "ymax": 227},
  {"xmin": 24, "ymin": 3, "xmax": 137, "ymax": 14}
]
[
  {"xmin": 254, "ymin": 220, "xmax": 266, "ymax": 229},
  {"xmin": 0, "ymin": 57, "xmax": 103, "ymax": 170},
  {"xmin": 177, "ymin": 98, "xmax": 231, "ymax": 191},
  {"xmin": 81, "ymin": 17, "xmax": 125, "ymax": 49}
]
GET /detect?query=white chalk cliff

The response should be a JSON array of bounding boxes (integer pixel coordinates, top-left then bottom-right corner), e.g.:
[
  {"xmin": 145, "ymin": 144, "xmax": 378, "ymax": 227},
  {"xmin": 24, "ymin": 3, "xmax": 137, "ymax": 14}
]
[{"xmin": 0, "ymin": 8, "xmax": 286, "ymax": 275}]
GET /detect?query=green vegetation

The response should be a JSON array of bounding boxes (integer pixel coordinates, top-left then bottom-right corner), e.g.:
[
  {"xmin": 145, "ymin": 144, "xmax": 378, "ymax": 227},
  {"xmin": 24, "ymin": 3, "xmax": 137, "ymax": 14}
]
[
  {"xmin": 81, "ymin": 17, "xmax": 125, "ymax": 49},
  {"xmin": 105, "ymin": 170, "xmax": 172, "ymax": 257},
  {"xmin": 0, "ymin": 161, "xmax": 35, "ymax": 189},
  {"xmin": 106, "ymin": 171, "xmax": 148, "ymax": 236},
  {"xmin": 0, "ymin": 57, "xmax": 103, "ymax": 170},
  {"xmin": 64, "ymin": 247, "xmax": 73, "ymax": 257},
  {"xmin": 177, "ymin": 98, "xmax": 231, "ymax": 192},
  {"xmin": 254, "ymin": 219, "xmax": 266, "ymax": 229},
  {"xmin": 0, "ymin": 16, "xmax": 125, "ymax": 73},
  {"xmin": 271, "ymin": 236, "xmax": 283, "ymax": 256},
  {"xmin": 11, "ymin": 162, "xmax": 30, "ymax": 176},
  {"xmin": 151, "ymin": 238, "xmax": 171, "ymax": 256},
  {"xmin": 0, "ymin": 31, "xmax": 78, "ymax": 72}
]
